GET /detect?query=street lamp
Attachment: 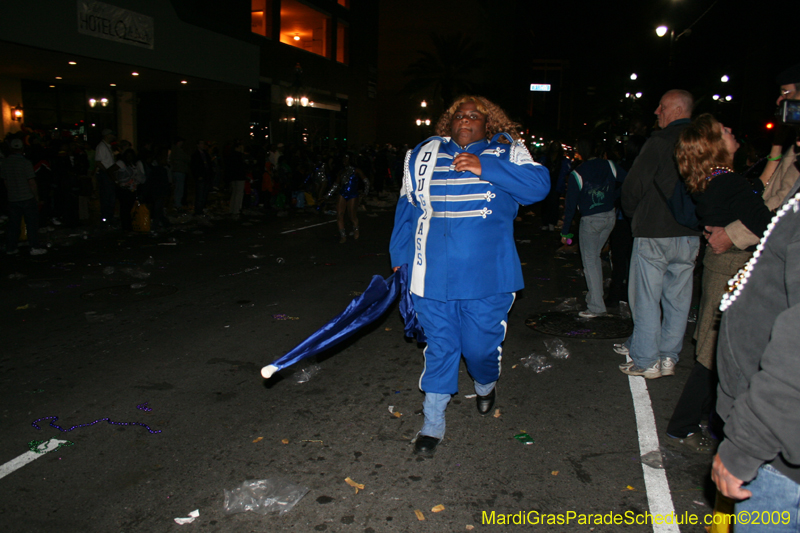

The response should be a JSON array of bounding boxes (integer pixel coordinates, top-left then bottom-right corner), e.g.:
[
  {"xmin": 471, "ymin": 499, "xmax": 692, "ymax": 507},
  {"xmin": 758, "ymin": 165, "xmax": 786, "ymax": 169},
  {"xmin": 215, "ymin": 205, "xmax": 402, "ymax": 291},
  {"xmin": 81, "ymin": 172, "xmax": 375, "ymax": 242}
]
[
  {"xmin": 656, "ymin": 25, "xmax": 691, "ymax": 76},
  {"xmin": 285, "ymin": 87, "xmax": 313, "ymax": 143},
  {"xmin": 415, "ymin": 100, "xmax": 431, "ymax": 127},
  {"xmin": 630, "ymin": 73, "xmax": 638, "ymax": 80},
  {"xmin": 721, "ymin": 75, "xmax": 730, "ymax": 83}
]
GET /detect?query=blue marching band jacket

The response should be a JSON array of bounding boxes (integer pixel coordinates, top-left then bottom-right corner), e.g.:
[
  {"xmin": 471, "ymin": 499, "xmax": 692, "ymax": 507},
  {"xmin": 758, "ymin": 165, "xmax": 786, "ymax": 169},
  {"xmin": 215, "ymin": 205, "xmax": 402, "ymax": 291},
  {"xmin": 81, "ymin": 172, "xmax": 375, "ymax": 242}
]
[{"xmin": 390, "ymin": 134, "xmax": 550, "ymax": 302}]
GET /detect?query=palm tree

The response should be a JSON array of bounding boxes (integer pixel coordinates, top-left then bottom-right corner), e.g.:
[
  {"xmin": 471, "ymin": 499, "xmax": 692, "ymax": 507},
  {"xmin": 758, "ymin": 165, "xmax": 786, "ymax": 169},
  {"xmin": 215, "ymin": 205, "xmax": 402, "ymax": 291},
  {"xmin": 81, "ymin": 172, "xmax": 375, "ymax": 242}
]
[{"xmin": 402, "ymin": 33, "xmax": 488, "ymax": 106}]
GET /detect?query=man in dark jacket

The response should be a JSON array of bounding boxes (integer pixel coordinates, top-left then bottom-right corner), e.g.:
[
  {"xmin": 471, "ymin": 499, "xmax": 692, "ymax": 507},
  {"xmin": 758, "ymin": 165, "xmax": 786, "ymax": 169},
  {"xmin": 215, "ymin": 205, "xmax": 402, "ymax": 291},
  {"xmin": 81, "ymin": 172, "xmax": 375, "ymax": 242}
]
[
  {"xmin": 711, "ymin": 188, "xmax": 800, "ymax": 529},
  {"xmin": 618, "ymin": 90, "xmax": 701, "ymax": 379}
]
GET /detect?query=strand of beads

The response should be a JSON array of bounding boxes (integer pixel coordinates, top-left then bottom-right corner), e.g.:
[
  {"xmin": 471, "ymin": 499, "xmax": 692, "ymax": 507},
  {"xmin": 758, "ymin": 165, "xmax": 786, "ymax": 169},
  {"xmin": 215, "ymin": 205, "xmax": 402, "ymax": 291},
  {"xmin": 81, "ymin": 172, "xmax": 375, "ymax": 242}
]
[
  {"xmin": 706, "ymin": 166, "xmax": 733, "ymax": 180},
  {"xmin": 31, "ymin": 415, "xmax": 162, "ymax": 434},
  {"xmin": 720, "ymin": 191, "xmax": 800, "ymax": 312}
]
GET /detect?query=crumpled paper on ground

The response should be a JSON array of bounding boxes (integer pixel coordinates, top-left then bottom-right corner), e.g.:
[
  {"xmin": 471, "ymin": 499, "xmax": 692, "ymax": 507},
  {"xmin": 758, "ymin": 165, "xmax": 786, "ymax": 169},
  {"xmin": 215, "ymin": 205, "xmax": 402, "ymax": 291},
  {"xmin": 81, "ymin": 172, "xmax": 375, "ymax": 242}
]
[{"xmin": 174, "ymin": 509, "xmax": 199, "ymax": 525}]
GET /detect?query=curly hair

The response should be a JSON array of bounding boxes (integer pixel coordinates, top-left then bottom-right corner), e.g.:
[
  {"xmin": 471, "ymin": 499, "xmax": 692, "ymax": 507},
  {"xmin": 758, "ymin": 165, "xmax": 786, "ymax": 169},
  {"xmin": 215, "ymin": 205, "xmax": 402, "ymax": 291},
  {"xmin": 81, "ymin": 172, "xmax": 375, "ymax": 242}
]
[
  {"xmin": 675, "ymin": 114, "xmax": 734, "ymax": 194},
  {"xmin": 435, "ymin": 95, "xmax": 521, "ymax": 143}
]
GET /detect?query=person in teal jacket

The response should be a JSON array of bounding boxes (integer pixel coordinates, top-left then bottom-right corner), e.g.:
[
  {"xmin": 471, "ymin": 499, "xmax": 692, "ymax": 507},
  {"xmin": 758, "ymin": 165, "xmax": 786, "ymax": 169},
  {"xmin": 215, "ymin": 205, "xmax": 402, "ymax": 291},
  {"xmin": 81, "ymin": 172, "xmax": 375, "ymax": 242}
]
[
  {"xmin": 561, "ymin": 137, "xmax": 626, "ymax": 317},
  {"xmin": 389, "ymin": 95, "xmax": 549, "ymax": 456}
]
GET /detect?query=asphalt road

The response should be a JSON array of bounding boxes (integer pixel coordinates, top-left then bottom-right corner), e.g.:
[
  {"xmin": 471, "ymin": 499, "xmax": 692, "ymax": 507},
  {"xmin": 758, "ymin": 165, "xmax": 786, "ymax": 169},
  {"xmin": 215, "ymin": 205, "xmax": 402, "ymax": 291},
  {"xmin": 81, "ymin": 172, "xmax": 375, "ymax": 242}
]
[{"xmin": 0, "ymin": 197, "xmax": 716, "ymax": 532}]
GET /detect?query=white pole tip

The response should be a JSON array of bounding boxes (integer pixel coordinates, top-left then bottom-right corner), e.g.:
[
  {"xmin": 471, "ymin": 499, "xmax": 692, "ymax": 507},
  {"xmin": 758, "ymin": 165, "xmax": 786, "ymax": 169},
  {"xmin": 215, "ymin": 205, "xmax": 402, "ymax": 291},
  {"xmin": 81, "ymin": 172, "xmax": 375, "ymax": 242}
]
[{"xmin": 261, "ymin": 365, "xmax": 279, "ymax": 379}]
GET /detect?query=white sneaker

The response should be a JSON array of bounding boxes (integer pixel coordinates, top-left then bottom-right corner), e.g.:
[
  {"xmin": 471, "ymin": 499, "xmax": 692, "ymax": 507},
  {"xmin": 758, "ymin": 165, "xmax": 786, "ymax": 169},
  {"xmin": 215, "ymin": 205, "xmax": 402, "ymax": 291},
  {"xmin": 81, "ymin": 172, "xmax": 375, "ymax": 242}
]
[
  {"xmin": 660, "ymin": 357, "xmax": 676, "ymax": 376},
  {"xmin": 618, "ymin": 360, "xmax": 635, "ymax": 371},
  {"xmin": 620, "ymin": 360, "xmax": 662, "ymax": 379},
  {"xmin": 578, "ymin": 310, "xmax": 599, "ymax": 318},
  {"xmin": 613, "ymin": 343, "xmax": 629, "ymax": 356}
]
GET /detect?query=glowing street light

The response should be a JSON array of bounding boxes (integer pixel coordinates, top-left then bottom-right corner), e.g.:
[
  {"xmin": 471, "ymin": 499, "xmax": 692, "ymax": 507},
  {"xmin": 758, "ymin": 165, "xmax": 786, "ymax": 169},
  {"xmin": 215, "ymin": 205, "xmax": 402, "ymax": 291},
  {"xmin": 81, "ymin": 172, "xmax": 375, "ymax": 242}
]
[
  {"xmin": 415, "ymin": 100, "xmax": 431, "ymax": 127},
  {"xmin": 721, "ymin": 75, "xmax": 729, "ymax": 82},
  {"xmin": 656, "ymin": 25, "xmax": 668, "ymax": 37},
  {"xmin": 630, "ymin": 73, "xmax": 638, "ymax": 80}
]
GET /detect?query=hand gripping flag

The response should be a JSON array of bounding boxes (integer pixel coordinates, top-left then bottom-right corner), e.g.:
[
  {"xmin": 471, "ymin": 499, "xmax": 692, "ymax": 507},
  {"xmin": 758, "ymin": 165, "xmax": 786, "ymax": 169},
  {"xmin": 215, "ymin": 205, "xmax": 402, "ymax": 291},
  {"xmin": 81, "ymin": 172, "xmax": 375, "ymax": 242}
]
[{"xmin": 261, "ymin": 264, "xmax": 424, "ymax": 379}]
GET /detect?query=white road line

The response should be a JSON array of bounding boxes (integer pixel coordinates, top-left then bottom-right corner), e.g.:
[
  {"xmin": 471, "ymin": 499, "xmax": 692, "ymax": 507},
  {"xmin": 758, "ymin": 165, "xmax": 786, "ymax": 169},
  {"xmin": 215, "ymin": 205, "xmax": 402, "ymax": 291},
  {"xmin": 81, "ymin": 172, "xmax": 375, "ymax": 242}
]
[
  {"xmin": 280, "ymin": 220, "xmax": 337, "ymax": 234},
  {"xmin": 627, "ymin": 358, "xmax": 680, "ymax": 533},
  {"xmin": 0, "ymin": 439, "xmax": 70, "ymax": 480}
]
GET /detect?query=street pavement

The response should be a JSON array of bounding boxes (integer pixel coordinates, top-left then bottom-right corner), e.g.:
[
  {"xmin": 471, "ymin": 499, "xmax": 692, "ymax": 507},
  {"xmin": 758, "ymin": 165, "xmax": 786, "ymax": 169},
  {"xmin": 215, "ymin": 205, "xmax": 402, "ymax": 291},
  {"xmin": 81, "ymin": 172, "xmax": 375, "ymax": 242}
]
[{"xmin": 0, "ymin": 198, "xmax": 717, "ymax": 532}]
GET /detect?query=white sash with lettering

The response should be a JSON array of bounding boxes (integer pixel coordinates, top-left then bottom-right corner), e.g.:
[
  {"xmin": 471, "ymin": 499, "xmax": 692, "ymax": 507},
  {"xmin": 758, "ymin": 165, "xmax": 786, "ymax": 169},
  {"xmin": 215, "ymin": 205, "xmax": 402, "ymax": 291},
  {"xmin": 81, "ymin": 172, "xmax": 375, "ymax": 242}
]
[{"xmin": 410, "ymin": 139, "xmax": 440, "ymax": 297}]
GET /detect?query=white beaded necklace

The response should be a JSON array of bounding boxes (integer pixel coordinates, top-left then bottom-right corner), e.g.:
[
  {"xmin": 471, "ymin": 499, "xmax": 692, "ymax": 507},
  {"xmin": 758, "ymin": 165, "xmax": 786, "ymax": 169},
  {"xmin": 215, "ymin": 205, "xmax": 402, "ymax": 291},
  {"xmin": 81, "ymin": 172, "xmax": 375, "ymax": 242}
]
[{"xmin": 720, "ymin": 191, "xmax": 800, "ymax": 312}]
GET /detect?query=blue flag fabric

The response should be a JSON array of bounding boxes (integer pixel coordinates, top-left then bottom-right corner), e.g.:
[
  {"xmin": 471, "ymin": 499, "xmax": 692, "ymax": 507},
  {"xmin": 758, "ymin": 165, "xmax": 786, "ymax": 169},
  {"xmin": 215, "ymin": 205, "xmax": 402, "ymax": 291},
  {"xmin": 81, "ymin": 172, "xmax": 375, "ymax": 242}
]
[{"xmin": 261, "ymin": 264, "xmax": 425, "ymax": 378}]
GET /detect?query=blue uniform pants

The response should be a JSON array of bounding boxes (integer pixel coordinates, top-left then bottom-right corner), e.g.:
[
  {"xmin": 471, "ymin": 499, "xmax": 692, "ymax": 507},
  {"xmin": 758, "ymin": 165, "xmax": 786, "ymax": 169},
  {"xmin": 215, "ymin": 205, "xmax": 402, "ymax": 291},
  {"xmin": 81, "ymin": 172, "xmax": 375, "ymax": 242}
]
[
  {"xmin": 413, "ymin": 293, "xmax": 515, "ymax": 393},
  {"xmin": 412, "ymin": 293, "xmax": 515, "ymax": 438}
]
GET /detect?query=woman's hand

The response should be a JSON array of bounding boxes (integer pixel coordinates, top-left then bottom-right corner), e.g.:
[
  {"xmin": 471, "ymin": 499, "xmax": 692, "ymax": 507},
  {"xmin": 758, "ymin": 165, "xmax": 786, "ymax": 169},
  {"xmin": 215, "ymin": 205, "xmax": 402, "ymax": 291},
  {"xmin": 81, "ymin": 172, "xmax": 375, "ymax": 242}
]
[
  {"xmin": 453, "ymin": 153, "xmax": 481, "ymax": 176},
  {"xmin": 704, "ymin": 226, "xmax": 733, "ymax": 254}
]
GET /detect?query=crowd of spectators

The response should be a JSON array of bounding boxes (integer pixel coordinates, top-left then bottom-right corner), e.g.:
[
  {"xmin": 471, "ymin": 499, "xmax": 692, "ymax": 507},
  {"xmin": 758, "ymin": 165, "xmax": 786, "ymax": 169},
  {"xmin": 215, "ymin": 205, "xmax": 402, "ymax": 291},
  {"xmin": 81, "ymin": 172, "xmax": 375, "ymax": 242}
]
[{"xmin": 0, "ymin": 130, "xmax": 409, "ymax": 246}]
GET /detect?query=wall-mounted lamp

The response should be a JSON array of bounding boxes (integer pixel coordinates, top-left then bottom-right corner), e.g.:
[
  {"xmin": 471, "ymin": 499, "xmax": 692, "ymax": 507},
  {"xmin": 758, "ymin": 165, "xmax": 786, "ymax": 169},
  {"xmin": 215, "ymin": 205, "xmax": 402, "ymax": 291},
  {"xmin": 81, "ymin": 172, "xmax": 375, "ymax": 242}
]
[
  {"xmin": 11, "ymin": 104, "xmax": 23, "ymax": 122},
  {"xmin": 89, "ymin": 98, "xmax": 109, "ymax": 108},
  {"xmin": 286, "ymin": 95, "xmax": 311, "ymax": 107},
  {"xmin": 293, "ymin": 33, "xmax": 300, "ymax": 41}
]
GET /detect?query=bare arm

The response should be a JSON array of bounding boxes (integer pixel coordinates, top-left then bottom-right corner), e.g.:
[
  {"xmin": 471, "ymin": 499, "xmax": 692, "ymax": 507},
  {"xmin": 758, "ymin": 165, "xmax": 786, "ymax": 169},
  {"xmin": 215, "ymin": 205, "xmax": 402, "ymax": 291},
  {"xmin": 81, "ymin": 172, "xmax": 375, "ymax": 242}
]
[{"xmin": 758, "ymin": 145, "xmax": 782, "ymax": 186}]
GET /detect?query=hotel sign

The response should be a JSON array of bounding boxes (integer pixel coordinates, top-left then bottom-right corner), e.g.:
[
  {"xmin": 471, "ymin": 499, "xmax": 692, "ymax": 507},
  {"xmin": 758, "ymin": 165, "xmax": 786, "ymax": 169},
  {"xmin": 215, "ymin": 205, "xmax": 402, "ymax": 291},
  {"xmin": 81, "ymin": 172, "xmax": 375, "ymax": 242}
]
[
  {"xmin": 530, "ymin": 84, "xmax": 551, "ymax": 92},
  {"xmin": 77, "ymin": 1, "xmax": 154, "ymax": 49}
]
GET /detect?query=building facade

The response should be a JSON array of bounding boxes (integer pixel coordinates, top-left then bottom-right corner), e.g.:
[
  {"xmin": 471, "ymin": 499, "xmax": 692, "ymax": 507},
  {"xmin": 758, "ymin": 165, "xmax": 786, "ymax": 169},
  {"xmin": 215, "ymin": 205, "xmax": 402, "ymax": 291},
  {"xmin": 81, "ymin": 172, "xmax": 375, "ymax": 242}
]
[{"xmin": 0, "ymin": 0, "xmax": 378, "ymax": 150}]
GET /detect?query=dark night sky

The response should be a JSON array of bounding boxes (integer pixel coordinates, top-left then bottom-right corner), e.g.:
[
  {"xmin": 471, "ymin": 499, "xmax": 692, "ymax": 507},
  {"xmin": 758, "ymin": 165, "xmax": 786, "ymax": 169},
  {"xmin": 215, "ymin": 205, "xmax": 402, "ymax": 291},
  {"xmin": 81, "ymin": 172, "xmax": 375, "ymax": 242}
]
[{"xmin": 377, "ymin": 0, "xmax": 796, "ymax": 146}]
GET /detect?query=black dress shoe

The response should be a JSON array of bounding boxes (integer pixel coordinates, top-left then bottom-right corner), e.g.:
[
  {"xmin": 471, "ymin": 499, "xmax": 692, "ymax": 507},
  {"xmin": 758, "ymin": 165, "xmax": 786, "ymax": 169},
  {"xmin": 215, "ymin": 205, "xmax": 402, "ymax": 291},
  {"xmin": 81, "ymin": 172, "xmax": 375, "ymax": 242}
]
[
  {"xmin": 413, "ymin": 435, "xmax": 440, "ymax": 456},
  {"xmin": 476, "ymin": 388, "xmax": 496, "ymax": 415}
]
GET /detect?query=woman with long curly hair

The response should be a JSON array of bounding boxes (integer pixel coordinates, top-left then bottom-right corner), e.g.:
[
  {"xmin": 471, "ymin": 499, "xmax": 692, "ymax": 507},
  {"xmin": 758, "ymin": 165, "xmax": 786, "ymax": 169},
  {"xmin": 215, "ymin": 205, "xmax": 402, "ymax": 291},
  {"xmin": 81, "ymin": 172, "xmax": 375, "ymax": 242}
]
[
  {"xmin": 665, "ymin": 113, "xmax": 772, "ymax": 451},
  {"xmin": 434, "ymin": 95, "xmax": 522, "ymax": 141},
  {"xmin": 389, "ymin": 95, "xmax": 550, "ymax": 456}
]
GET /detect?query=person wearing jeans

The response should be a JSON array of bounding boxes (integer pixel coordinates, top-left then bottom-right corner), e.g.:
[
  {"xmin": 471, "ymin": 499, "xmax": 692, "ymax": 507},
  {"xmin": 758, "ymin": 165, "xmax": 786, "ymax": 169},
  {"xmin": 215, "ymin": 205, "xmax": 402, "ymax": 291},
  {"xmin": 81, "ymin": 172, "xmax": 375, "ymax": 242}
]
[
  {"xmin": 711, "ymin": 187, "xmax": 800, "ymax": 532},
  {"xmin": 560, "ymin": 136, "xmax": 626, "ymax": 317},
  {"xmin": 627, "ymin": 236, "xmax": 699, "ymax": 370},
  {"xmin": 578, "ymin": 210, "xmax": 617, "ymax": 314},
  {"xmin": 619, "ymin": 89, "xmax": 701, "ymax": 379}
]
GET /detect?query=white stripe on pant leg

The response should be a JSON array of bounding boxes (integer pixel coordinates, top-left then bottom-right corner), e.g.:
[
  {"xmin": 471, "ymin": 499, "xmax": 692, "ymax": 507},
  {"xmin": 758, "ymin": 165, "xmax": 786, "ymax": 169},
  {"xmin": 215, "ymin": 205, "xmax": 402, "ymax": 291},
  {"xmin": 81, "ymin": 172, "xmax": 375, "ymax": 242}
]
[
  {"xmin": 418, "ymin": 344, "xmax": 428, "ymax": 391},
  {"xmin": 627, "ymin": 356, "xmax": 679, "ymax": 533},
  {"xmin": 494, "ymin": 294, "xmax": 515, "ymax": 378}
]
